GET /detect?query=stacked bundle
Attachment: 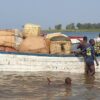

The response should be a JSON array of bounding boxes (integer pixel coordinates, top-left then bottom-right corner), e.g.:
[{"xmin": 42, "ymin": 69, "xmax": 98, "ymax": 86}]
[
  {"xmin": 46, "ymin": 33, "xmax": 72, "ymax": 55},
  {"xmin": 23, "ymin": 24, "xmax": 41, "ymax": 38},
  {"xmin": 0, "ymin": 29, "xmax": 23, "ymax": 51},
  {"xmin": 0, "ymin": 30, "xmax": 23, "ymax": 52},
  {"xmin": 50, "ymin": 41, "xmax": 62, "ymax": 54},
  {"xmin": 63, "ymin": 41, "xmax": 72, "ymax": 54}
]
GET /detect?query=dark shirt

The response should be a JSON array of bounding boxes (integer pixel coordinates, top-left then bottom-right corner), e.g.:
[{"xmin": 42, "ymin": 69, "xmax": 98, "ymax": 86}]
[
  {"xmin": 77, "ymin": 42, "xmax": 88, "ymax": 50},
  {"xmin": 82, "ymin": 44, "xmax": 95, "ymax": 65},
  {"xmin": 77, "ymin": 42, "xmax": 88, "ymax": 56}
]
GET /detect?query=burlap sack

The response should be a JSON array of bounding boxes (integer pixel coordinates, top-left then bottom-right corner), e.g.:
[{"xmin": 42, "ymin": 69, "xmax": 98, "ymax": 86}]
[
  {"xmin": 19, "ymin": 37, "xmax": 49, "ymax": 54},
  {"xmin": 0, "ymin": 36, "xmax": 15, "ymax": 47},
  {"xmin": 0, "ymin": 30, "xmax": 15, "ymax": 36}
]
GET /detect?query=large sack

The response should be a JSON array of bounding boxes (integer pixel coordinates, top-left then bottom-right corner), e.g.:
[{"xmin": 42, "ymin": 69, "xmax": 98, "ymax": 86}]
[
  {"xmin": 19, "ymin": 37, "xmax": 49, "ymax": 54},
  {"xmin": 23, "ymin": 24, "xmax": 41, "ymax": 37},
  {"xmin": 0, "ymin": 30, "xmax": 15, "ymax": 36},
  {"xmin": 0, "ymin": 36, "xmax": 15, "ymax": 47}
]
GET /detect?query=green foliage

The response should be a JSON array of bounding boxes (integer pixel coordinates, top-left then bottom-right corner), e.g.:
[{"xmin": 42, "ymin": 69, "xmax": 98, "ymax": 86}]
[
  {"xmin": 45, "ymin": 23, "xmax": 100, "ymax": 32},
  {"xmin": 76, "ymin": 23, "xmax": 100, "ymax": 29},
  {"xmin": 55, "ymin": 24, "xmax": 62, "ymax": 30},
  {"xmin": 66, "ymin": 23, "xmax": 75, "ymax": 29}
]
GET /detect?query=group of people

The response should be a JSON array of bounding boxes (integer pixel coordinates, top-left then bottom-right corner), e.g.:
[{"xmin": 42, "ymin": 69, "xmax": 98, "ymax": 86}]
[
  {"xmin": 76, "ymin": 36, "xmax": 99, "ymax": 76},
  {"xmin": 47, "ymin": 35, "xmax": 99, "ymax": 86}
]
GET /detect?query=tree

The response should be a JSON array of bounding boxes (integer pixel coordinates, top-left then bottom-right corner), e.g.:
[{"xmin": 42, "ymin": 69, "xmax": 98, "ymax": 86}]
[
  {"xmin": 76, "ymin": 23, "xmax": 82, "ymax": 29},
  {"xmin": 55, "ymin": 24, "xmax": 62, "ymax": 30},
  {"xmin": 66, "ymin": 23, "xmax": 75, "ymax": 29},
  {"xmin": 48, "ymin": 27, "xmax": 51, "ymax": 30}
]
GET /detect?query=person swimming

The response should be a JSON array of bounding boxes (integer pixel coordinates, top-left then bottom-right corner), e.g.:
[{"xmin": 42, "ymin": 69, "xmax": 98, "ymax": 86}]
[
  {"xmin": 47, "ymin": 77, "xmax": 72, "ymax": 86},
  {"xmin": 65, "ymin": 77, "xmax": 72, "ymax": 86}
]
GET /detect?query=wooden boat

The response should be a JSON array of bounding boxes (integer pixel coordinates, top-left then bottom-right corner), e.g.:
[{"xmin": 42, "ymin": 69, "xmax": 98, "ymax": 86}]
[
  {"xmin": 69, "ymin": 36, "xmax": 83, "ymax": 44},
  {"xmin": 0, "ymin": 52, "xmax": 99, "ymax": 73}
]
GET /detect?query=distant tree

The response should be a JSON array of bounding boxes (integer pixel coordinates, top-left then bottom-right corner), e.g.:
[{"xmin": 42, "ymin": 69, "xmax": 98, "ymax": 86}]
[
  {"xmin": 77, "ymin": 23, "xmax": 100, "ymax": 29},
  {"xmin": 76, "ymin": 23, "xmax": 82, "ymax": 29},
  {"xmin": 66, "ymin": 23, "xmax": 75, "ymax": 29},
  {"xmin": 48, "ymin": 27, "xmax": 51, "ymax": 30},
  {"xmin": 55, "ymin": 24, "xmax": 62, "ymax": 30}
]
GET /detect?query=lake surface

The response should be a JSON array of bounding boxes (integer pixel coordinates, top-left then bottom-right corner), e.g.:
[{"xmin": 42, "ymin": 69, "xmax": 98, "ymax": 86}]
[
  {"xmin": 0, "ymin": 72, "xmax": 100, "ymax": 100},
  {"xmin": 63, "ymin": 32, "xmax": 100, "ymax": 39}
]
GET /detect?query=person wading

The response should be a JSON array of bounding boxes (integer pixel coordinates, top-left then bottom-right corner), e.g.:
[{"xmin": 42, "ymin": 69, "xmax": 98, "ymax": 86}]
[{"xmin": 82, "ymin": 39, "xmax": 99, "ymax": 76}]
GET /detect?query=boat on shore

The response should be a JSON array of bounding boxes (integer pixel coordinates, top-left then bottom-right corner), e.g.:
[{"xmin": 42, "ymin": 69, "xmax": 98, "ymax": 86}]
[
  {"xmin": 0, "ymin": 52, "xmax": 100, "ymax": 73},
  {"xmin": 0, "ymin": 25, "xmax": 99, "ymax": 73}
]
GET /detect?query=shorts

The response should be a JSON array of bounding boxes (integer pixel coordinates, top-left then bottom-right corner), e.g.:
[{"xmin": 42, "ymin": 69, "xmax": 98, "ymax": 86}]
[{"xmin": 85, "ymin": 58, "xmax": 94, "ymax": 66}]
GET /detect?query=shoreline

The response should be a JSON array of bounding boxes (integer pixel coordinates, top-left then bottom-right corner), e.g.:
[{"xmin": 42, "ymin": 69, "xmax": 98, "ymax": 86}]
[{"xmin": 43, "ymin": 29, "xmax": 100, "ymax": 33}]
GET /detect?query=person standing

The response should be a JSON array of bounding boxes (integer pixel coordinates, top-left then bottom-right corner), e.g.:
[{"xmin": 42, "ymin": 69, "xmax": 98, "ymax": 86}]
[
  {"xmin": 77, "ymin": 36, "xmax": 89, "ymax": 55},
  {"xmin": 82, "ymin": 39, "xmax": 99, "ymax": 76}
]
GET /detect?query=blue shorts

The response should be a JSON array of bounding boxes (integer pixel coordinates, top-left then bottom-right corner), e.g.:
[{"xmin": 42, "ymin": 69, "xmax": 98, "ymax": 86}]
[{"xmin": 85, "ymin": 58, "xmax": 94, "ymax": 66}]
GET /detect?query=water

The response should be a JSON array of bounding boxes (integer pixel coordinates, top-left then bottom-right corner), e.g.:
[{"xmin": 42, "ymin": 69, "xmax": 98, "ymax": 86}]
[
  {"xmin": 63, "ymin": 32, "xmax": 100, "ymax": 39},
  {"xmin": 0, "ymin": 72, "xmax": 100, "ymax": 100}
]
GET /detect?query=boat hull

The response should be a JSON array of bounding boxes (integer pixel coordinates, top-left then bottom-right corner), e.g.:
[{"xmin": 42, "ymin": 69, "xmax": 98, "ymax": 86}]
[{"xmin": 0, "ymin": 52, "xmax": 100, "ymax": 73}]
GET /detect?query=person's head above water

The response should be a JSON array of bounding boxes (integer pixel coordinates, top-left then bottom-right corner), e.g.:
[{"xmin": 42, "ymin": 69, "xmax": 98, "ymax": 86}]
[
  {"xmin": 65, "ymin": 77, "xmax": 72, "ymax": 85},
  {"xmin": 89, "ymin": 39, "xmax": 95, "ymax": 46},
  {"xmin": 83, "ymin": 36, "xmax": 88, "ymax": 42}
]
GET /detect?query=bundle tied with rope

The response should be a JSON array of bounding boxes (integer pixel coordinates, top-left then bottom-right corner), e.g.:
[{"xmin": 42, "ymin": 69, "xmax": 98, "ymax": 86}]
[
  {"xmin": 0, "ymin": 30, "xmax": 23, "ymax": 52},
  {"xmin": 46, "ymin": 33, "xmax": 72, "ymax": 55}
]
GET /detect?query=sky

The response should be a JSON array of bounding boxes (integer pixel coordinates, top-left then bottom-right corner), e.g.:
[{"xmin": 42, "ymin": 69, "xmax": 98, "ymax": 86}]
[{"xmin": 0, "ymin": 0, "xmax": 100, "ymax": 29}]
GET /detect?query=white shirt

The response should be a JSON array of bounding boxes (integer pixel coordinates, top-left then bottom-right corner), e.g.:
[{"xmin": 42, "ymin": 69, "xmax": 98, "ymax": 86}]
[{"xmin": 95, "ymin": 37, "xmax": 100, "ymax": 42}]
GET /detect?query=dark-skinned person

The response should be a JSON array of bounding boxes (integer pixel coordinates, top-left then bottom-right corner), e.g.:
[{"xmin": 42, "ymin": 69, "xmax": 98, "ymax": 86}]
[
  {"xmin": 77, "ymin": 36, "xmax": 88, "ymax": 55},
  {"xmin": 89, "ymin": 39, "xmax": 99, "ymax": 66},
  {"xmin": 82, "ymin": 39, "xmax": 99, "ymax": 76},
  {"xmin": 75, "ymin": 36, "xmax": 89, "ymax": 74}
]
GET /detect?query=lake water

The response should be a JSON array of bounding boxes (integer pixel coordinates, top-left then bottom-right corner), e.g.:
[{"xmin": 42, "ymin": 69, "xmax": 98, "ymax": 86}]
[
  {"xmin": 0, "ymin": 32, "xmax": 100, "ymax": 100},
  {"xmin": 0, "ymin": 72, "xmax": 100, "ymax": 100},
  {"xmin": 63, "ymin": 32, "xmax": 100, "ymax": 39}
]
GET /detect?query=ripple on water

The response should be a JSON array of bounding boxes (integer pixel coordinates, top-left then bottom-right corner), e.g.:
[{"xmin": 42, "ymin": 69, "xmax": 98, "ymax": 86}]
[{"xmin": 0, "ymin": 72, "xmax": 100, "ymax": 100}]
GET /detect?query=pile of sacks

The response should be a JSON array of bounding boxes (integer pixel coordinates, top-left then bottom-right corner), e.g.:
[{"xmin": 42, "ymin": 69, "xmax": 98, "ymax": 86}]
[
  {"xmin": 0, "ymin": 30, "xmax": 23, "ymax": 52},
  {"xmin": 0, "ymin": 23, "xmax": 72, "ymax": 55}
]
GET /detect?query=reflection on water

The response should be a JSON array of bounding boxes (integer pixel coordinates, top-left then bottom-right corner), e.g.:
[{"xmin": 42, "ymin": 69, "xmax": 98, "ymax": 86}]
[{"xmin": 0, "ymin": 72, "xmax": 100, "ymax": 100}]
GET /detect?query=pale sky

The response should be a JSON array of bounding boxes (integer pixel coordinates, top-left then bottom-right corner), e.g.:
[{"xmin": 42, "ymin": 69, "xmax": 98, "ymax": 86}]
[{"xmin": 0, "ymin": 0, "xmax": 100, "ymax": 29}]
